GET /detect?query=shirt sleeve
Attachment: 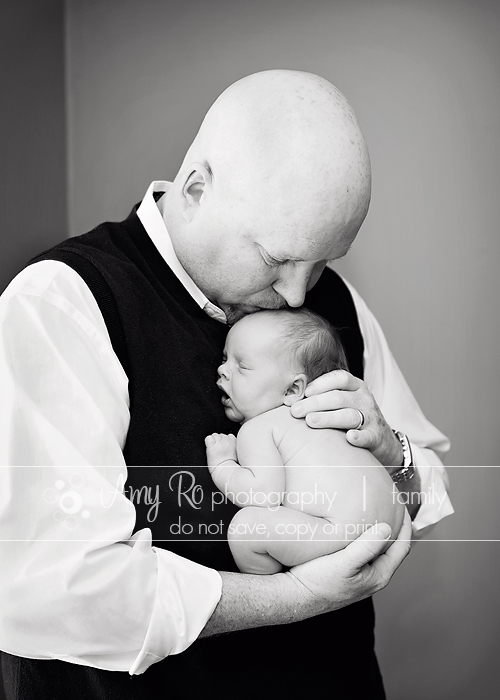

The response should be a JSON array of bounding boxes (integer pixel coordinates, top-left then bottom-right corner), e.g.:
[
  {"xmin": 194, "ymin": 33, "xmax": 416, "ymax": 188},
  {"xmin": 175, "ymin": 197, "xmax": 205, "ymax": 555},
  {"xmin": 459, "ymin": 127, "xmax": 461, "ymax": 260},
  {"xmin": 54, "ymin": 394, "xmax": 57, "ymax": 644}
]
[
  {"xmin": 343, "ymin": 278, "xmax": 454, "ymax": 533},
  {"xmin": 0, "ymin": 261, "xmax": 222, "ymax": 673}
]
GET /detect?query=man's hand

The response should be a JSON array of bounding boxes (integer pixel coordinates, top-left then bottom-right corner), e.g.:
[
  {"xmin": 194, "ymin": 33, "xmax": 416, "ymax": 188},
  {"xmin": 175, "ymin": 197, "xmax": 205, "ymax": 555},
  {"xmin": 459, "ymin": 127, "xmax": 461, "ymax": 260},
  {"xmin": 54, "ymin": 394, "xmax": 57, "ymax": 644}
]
[
  {"xmin": 286, "ymin": 510, "xmax": 412, "ymax": 616},
  {"xmin": 200, "ymin": 512, "xmax": 412, "ymax": 638},
  {"xmin": 290, "ymin": 369, "xmax": 403, "ymax": 466}
]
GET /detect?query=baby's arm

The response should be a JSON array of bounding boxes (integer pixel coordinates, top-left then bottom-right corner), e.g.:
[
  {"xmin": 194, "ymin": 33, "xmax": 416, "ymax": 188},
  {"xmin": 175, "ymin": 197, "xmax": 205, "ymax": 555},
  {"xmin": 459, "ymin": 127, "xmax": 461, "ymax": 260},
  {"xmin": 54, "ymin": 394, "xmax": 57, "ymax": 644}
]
[{"xmin": 205, "ymin": 423, "xmax": 285, "ymax": 508}]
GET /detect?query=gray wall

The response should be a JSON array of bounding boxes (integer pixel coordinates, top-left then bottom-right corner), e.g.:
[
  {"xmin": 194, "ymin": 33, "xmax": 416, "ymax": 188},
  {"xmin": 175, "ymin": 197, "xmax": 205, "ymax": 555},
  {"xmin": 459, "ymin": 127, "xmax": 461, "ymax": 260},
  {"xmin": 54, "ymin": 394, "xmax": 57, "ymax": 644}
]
[
  {"xmin": 66, "ymin": 0, "xmax": 500, "ymax": 470},
  {"xmin": 65, "ymin": 1, "xmax": 500, "ymax": 697},
  {"xmin": 0, "ymin": 0, "xmax": 67, "ymax": 294}
]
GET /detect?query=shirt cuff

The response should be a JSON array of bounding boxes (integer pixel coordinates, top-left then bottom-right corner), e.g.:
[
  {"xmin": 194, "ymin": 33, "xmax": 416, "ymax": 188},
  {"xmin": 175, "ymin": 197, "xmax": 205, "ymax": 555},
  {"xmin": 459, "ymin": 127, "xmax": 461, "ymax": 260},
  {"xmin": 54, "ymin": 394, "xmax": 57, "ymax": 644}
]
[
  {"xmin": 129, "ymin": 548, "xmax": 222, "ymax": 675},
  {"xmin": 411, "ymin": 446, "xmax": 454, "ymax": 534}
]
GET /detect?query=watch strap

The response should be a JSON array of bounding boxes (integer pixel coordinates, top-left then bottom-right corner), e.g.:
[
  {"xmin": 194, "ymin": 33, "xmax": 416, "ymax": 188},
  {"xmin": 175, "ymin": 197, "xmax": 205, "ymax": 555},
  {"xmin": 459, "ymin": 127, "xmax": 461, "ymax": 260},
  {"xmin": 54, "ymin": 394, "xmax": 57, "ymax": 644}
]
[{"xmin": 391, "ymin": 431, "xmax": 415, "ymax": 483}]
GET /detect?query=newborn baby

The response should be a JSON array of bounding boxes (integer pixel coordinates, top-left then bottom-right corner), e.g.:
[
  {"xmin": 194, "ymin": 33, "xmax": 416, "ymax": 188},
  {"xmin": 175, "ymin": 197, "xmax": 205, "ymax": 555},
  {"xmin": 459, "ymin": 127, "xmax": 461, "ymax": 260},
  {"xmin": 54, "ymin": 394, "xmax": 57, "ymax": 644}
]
[{"xmin": 205, "ymin": 308, "xmax": 404, "ymax": 574}]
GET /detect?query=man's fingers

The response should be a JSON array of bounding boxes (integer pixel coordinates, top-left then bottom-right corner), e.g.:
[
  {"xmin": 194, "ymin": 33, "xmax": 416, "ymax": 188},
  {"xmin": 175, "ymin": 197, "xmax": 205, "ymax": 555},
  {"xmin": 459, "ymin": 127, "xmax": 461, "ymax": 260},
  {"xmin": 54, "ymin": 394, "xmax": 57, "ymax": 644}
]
[
  {"xmin": 346, "ymin": 429, "xmax": 377, "ymax": 449},
  {"xmin": 291, "ymin": 392, "xmax": 354, "ymax": 419},
  {"xmin": 339, "ymin": 512, "xmax": 411, "ymax": 593},
  {"xmin": 304, "ymin": 370, "xmax": 361, "ymax": 397},
  {"xmin": 369, "ymin": 510, "xmax": 412, "ymax": 583},
  {"xmin": 340, "ymin": 522, "xmax": 392, "ymax": 575},
  {"xmin": 299, "ymin": 391, "xmax": 342, "ymax": 416},
  {"xmin": 297, "ymin": 407, "xmax": 365, "ymax": 429}
]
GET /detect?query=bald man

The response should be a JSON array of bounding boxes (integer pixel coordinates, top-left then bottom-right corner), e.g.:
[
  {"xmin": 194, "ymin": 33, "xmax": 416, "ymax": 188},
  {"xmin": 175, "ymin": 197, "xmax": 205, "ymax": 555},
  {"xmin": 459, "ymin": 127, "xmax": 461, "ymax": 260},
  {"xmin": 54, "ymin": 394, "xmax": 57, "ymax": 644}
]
[{"xmin": 0, "ymin": 71, "xmax": 451, "ymax": 699}]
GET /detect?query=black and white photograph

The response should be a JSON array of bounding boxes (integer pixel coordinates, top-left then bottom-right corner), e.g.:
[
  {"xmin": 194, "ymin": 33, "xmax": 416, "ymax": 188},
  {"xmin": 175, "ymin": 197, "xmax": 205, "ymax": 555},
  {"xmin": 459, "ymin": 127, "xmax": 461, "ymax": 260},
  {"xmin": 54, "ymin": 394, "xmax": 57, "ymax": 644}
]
[{"xmin": 0, "ymin": 1, "xmax": 499, "ymax": 699}]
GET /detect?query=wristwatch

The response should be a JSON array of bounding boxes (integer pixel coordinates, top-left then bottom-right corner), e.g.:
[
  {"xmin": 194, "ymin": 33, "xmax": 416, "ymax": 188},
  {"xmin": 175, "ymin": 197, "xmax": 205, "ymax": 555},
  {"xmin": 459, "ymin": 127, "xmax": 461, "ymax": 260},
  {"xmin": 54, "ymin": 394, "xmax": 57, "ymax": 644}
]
[{"xmin": 391, "ymin": 431, "xmax": 415, "ymax": 483}]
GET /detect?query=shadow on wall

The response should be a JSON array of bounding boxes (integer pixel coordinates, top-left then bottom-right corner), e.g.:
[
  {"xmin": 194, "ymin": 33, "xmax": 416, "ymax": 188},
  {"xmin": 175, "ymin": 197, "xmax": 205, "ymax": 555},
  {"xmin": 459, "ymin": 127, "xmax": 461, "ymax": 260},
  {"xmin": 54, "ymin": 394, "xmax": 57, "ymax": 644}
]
[
  {"xmin": 1, "ymin": 0, "xmax": 66, "ymax": 692},
  {"xmin": 0, "ymin": 0, "xmax": 67, "ymax": 295}
]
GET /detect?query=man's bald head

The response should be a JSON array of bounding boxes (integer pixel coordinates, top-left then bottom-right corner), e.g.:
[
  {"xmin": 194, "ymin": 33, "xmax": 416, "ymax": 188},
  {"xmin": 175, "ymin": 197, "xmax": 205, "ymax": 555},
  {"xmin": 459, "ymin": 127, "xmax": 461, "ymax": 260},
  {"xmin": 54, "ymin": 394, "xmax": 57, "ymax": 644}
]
[
  {"xmin": 163, "ymin": 70, "xmax": 371, "ymax": 323},
  {"xmin": 181, "ymin": 70, "xmax": 370, "ymax": 237}
]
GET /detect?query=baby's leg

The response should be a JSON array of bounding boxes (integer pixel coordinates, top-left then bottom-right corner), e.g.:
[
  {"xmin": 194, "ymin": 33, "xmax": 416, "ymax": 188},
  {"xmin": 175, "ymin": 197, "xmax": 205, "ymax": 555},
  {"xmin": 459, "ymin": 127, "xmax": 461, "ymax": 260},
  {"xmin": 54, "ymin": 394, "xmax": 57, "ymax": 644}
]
[{"xmin": 228, "ymin": 506, "xmax": 352, "ymax": 575}]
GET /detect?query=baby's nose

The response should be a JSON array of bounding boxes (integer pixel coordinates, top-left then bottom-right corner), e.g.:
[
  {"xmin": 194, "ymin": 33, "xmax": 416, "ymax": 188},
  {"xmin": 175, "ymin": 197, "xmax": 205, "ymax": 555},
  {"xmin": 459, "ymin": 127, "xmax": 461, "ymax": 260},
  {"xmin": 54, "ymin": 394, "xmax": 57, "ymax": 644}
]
[{"xmin": 218, "ymin": 363, "xmax": 229, "ymax": 379}]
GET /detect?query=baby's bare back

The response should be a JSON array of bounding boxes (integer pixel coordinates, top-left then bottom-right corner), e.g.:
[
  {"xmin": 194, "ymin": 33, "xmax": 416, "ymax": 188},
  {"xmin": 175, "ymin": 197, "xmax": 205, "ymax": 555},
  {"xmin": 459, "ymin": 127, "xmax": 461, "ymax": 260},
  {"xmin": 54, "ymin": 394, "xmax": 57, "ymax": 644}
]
[{"xmin": 262, "ymin": 406, "xmax": 403, "ymax": 533}]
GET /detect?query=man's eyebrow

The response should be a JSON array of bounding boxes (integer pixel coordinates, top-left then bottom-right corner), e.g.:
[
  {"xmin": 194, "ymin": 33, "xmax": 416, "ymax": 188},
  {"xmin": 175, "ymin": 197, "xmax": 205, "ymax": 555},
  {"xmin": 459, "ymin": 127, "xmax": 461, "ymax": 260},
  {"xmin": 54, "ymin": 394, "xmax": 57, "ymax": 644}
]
[
  {"xmin": 267, "ymin": 249, "xmax": 312, "ymax": 263},
  {"xmin": 266, "ymin": 242, "xmax": 353, "ymax": 263},
  {"xmin": 263, "ymin": 246, "xmax": 303, "ymax": 262},
  {"xmin": 282, "ymin": 254, "xmax": 306, "ymax": 262}
]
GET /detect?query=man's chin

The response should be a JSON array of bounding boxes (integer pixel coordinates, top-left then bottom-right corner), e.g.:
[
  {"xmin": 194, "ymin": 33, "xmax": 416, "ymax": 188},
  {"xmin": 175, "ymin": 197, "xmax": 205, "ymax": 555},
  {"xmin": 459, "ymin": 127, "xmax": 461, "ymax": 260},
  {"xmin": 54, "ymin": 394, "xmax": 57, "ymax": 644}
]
[
  {"xmin": 222, "ymin": 303, "xmax": 260, "ymax": 323},
  {"xmin": 222, "ymin": 303, "xmax": 286, "ymax": 326}
]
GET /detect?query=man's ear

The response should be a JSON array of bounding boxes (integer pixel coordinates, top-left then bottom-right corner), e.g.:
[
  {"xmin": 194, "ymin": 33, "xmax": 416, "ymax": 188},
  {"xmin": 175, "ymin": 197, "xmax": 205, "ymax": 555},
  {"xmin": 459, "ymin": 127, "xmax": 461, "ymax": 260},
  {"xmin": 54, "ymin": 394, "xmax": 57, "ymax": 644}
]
[
  {"xmin": 180, "ymin": 162, "xmax": 211, "ymax": 222},
  {"xmin": 283, "ymin": 374, "xmax": 308, "ymax": 406}
]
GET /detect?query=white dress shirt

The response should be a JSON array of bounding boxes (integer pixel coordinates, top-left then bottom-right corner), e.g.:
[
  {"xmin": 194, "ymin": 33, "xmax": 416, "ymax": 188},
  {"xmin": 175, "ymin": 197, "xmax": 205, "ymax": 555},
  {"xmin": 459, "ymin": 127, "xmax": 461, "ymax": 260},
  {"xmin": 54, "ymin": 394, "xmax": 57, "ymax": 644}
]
[{"xmin": 0, "ymin": 181, "xmax": 453, "ymax": 675}]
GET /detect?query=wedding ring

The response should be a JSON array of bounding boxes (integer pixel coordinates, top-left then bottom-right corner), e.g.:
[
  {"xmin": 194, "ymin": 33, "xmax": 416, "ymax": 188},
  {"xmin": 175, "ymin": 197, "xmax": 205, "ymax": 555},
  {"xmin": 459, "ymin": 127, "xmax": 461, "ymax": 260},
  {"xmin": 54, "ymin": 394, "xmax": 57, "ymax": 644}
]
[{"xmin": 353, "ymin": 409, "xmax": 365, "ymax": 430}]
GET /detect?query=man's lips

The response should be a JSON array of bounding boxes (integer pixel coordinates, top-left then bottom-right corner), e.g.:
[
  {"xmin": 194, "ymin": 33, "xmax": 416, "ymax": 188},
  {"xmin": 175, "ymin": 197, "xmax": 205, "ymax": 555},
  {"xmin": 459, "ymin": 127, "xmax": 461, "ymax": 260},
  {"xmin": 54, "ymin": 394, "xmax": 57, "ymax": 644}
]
[{"xmin": 222, "ymin": 302, "xmax": 288, "ymax": 315}]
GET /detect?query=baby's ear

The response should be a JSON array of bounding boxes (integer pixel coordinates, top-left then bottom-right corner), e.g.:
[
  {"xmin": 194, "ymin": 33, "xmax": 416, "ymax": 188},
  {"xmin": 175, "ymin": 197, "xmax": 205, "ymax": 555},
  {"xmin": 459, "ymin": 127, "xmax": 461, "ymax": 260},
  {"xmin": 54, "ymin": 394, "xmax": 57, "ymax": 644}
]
[{"xmin": 283, "ymin": 374, "xmax": 308, "ymax": 406}]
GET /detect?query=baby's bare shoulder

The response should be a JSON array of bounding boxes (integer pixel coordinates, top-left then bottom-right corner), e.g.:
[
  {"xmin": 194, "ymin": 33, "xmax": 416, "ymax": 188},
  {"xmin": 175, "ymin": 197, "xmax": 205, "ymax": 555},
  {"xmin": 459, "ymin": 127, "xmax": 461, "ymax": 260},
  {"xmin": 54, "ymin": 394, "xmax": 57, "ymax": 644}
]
[
  {"xmin": 238, "ymin": 406, "xmax": 288, "ymax": 438},
  {"xmin": 237, "ymin": 407, "xmax": 295, "ymax": 452}
]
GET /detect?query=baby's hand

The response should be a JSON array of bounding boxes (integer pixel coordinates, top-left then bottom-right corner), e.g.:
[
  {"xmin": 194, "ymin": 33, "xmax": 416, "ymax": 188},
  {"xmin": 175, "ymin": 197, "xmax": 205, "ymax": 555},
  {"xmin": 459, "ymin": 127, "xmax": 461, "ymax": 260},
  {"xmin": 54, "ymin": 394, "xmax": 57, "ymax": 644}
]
[{"xmin": 205, "ymin": 433, "xmax": 238, "ymax": 470}]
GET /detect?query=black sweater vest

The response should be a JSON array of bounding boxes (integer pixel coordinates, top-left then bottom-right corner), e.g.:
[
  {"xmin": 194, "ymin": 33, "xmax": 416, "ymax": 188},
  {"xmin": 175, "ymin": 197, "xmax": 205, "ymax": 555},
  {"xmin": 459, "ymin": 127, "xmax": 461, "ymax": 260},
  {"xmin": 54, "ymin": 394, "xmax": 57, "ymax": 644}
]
[{"xmin": 2, "ymin": 213, "xmax": 386, "ymax": 700}]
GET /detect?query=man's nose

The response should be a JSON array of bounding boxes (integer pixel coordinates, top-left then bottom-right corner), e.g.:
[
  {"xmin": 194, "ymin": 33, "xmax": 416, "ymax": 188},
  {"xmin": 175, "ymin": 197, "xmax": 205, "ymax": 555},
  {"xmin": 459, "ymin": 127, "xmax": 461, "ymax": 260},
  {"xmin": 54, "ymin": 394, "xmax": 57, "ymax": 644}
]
[{"xmin": 273, "ymin": 265, "xmax": 311, "ymax": 308}]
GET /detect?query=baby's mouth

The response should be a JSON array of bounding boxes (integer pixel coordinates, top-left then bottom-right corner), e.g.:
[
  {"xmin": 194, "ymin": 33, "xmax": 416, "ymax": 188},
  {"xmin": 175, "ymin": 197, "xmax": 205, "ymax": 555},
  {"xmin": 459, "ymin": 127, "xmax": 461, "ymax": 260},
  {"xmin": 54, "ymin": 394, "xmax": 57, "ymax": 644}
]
[{"xmin": 217, "ymin": 382, "xmax": 232, "ymax": 406}]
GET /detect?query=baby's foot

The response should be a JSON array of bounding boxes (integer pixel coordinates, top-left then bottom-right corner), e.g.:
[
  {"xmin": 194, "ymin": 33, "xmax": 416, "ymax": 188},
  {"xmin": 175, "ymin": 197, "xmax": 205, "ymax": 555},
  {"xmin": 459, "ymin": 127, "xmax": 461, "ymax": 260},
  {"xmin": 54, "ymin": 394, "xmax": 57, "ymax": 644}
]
[{"xmin": 205, "ymin": 433, "xmax": 237, "ymax": 469}]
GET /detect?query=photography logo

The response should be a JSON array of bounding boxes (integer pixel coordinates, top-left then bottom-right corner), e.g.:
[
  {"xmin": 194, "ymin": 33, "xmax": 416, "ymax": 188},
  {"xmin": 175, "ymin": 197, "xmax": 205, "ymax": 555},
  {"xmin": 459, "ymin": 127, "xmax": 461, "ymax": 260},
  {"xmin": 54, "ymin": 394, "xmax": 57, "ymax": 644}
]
[{"xmin": 43, "ymin": 472, "xmax": 90, "ymax": 530}]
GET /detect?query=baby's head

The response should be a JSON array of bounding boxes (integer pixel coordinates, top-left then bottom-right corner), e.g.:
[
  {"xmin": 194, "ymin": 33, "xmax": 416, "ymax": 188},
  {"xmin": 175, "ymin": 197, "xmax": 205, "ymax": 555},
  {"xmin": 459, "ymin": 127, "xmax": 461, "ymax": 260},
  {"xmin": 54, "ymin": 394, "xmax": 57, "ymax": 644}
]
[{"xmin": 217, "ymin": 308, "xmax": 348, "ymax": 423}]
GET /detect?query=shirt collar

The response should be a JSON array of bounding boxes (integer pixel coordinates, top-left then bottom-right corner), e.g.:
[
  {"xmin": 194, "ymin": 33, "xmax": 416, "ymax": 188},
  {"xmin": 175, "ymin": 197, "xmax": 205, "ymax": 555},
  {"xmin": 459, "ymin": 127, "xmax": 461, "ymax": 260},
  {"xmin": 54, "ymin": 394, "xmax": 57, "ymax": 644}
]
[{"xmin": 136, "ymin": 181, "xmax": 227, "ymax": 324}]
